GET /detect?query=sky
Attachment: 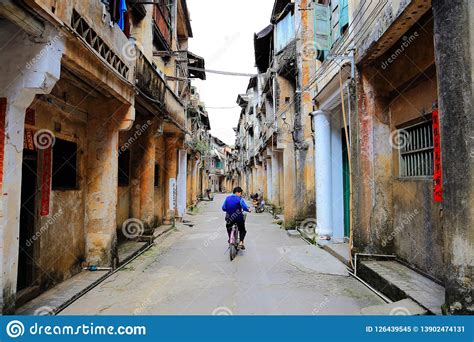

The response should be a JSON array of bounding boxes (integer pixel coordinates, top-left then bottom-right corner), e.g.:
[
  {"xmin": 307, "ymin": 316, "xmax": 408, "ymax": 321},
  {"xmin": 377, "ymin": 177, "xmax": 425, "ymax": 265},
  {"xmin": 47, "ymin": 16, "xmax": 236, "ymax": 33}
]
[{"xmin": 187, "ymin": 0, "xmax": 275, "ymax": 146}]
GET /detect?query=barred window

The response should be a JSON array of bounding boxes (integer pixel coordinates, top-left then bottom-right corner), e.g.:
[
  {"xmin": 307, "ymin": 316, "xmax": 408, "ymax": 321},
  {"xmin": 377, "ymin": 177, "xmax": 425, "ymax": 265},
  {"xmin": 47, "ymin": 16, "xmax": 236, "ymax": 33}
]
[{"xmin": 399, "ymin": 121, "xmax": 434, "ymax": 178}]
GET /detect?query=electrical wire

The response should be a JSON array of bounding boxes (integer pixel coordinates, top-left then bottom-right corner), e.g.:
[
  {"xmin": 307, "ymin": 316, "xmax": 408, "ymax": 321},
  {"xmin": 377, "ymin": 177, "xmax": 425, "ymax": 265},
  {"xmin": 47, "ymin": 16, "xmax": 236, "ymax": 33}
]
[{"xmin": 188, "ymin": 66, "xmax": 257, "ymax": 77}]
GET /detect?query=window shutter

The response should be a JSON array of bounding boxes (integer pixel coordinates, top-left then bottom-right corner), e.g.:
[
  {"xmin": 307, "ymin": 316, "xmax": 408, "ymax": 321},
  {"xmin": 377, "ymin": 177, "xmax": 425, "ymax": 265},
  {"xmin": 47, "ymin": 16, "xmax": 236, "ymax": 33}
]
[
  {"xmin": 314, "ymin": 4, "xmax": 331, "ymax": 51},
  {"xmin": 339, "ymin": 0, "xmax": 349, "ymax": 35}
]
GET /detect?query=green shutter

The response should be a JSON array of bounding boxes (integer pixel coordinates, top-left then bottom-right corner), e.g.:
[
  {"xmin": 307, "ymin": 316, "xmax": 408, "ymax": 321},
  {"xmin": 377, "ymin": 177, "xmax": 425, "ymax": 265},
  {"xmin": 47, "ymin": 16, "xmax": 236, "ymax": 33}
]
[
  {"xmin": 339, "ymin": 0, "xmax": 349, "ymax": 35},
  {"xmin": 314, "ymin": 4, "xmax": 331, "ymax": 51}
]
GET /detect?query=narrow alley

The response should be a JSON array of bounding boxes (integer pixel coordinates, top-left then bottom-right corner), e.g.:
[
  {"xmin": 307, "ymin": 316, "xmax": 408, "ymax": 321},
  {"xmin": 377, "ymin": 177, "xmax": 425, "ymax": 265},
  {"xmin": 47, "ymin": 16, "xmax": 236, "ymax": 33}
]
[{"xmin": 60, "ymin": 194, "xmax": 383, "ymax": 315}]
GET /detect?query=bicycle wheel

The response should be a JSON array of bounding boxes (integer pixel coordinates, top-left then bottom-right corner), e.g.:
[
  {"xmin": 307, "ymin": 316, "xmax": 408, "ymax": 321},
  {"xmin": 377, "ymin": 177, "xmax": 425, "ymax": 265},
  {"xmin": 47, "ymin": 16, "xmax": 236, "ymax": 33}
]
[{"xmin": 230, "ymin": 244, "xmax": 237, "ymax": 261}]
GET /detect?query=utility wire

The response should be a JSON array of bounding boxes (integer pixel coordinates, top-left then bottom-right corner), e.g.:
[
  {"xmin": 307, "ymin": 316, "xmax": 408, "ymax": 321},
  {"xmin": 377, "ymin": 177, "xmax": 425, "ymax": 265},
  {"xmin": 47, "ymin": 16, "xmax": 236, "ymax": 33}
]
[{"xmin": 188, "ymin": 66, "xmax": 257, "ymax": 77}]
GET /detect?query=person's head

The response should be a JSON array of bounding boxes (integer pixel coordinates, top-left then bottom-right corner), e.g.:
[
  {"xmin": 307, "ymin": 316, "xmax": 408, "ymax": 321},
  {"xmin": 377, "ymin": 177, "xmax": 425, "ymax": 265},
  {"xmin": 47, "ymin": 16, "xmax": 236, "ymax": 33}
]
[{"xmin": 233, "ymin": 186, "xmax": 243, "ymax": 197}]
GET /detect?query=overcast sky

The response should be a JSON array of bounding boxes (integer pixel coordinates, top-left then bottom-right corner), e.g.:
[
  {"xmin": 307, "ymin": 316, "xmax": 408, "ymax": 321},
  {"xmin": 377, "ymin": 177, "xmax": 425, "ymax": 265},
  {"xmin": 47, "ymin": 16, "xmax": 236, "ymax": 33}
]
[{"xmin": 187, "ymin": 0, "xmax": 275, "ymax": 145}]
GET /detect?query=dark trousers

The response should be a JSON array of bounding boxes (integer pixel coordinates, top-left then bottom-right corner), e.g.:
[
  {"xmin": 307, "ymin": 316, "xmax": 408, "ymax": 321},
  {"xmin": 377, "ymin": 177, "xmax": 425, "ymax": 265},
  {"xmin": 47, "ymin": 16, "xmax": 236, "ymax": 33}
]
[{"xmin": 226, "ymin": 220, "xmax": 247, "ymax": 242}]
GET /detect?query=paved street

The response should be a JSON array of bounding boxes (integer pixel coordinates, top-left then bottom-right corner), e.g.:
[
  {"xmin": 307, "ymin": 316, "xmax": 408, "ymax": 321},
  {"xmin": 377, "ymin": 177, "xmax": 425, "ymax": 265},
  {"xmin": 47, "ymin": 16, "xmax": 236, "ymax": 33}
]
[{"xmin": 61, "ymin": 194, "xmax": 384, "ymax": 315}]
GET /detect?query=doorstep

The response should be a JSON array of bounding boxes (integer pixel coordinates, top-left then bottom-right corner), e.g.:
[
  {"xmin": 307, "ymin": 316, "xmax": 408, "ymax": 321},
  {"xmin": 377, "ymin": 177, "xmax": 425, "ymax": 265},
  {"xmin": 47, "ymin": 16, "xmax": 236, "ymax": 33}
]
[{"xmin": 357, "ymin": 259, "xmax": 445, "ymax": 315}]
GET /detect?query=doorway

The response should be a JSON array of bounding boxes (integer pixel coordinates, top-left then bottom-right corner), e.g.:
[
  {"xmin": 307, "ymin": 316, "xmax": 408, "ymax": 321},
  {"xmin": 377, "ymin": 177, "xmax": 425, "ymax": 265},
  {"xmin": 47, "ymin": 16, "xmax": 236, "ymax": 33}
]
[{"xmin": 17, "ymin": 149, "xmax": 37, "ymax": 291}]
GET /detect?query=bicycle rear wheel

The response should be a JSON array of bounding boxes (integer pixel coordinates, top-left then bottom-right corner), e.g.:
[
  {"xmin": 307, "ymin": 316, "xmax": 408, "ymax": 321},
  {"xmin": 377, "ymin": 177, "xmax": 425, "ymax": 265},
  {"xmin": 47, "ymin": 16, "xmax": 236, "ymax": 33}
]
[{"xmin": 230, "ymin": 244, "xmax": 237, "ymax": 261}]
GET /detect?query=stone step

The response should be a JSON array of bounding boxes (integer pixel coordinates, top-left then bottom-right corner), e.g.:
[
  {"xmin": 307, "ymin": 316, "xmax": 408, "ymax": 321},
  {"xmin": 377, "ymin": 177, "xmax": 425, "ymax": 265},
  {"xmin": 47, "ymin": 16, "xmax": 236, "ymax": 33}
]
[{"xmin": 358, "ymin": 260, "xmax": 445, "ymax": 315}]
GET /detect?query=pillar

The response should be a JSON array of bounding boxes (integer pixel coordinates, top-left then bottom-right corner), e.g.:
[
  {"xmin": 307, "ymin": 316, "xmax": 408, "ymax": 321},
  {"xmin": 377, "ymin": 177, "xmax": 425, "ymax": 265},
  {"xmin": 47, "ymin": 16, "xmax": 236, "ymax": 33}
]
[
  {"xmin": 271, "ymin": 151, "xmax": 281, "ymax": 207},
  {"xmin": 163, "ymin": 134, "xmax": 179, "ymax": 224},
  {"xmin": 266, "ymin": 154, "xmax": 273, "ymax": 202},
  {"xmin": 85, "ymin": 100, "xmax": 133, "ymax": 266},
  {"xmin": 433, "ymin": 0, "xmax": 473, "ymax": 314},
  {"xmin": 177, "ymin": 149, "xmax": 187, "ymax": 218},
  {"xmin": 311, "ymin": 110, "xmax": 333, "ymax": 237},
  {"xmin": 130, "ymin": 118, "xmax": 155, "ymax": 233}
]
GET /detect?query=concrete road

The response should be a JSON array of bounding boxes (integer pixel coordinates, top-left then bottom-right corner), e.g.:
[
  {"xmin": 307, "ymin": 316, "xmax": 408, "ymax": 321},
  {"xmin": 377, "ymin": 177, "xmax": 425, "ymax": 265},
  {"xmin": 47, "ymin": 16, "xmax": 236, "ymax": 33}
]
[{"xmin": 61, "ymin": 194, "xmax": 384, "ymax": 315}]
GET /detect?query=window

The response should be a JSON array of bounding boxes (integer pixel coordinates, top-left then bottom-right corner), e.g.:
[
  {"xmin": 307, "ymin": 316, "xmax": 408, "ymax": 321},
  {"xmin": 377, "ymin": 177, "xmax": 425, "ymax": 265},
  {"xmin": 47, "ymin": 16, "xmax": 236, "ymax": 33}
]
[
  {"xmin": 314, "ymin": 0, "xmax": 349, "ymax": 62},
  {"xmin": 275, "ymin": 11, "xmax": 295, "ymax": 53},
  {"xmin": 153, "ymin": 0, "xmax": 172, "ymax": 50},
  {"xmin": 52, "ymin": 139, "xmax": 78, "ymax": 190},
  {"xmin": 118, "ymin": 149, "xmax": 130, "ymax": 186},
  {"xmin": 398, "ymin": 121, "xmax": 434, "ymax": 178}
]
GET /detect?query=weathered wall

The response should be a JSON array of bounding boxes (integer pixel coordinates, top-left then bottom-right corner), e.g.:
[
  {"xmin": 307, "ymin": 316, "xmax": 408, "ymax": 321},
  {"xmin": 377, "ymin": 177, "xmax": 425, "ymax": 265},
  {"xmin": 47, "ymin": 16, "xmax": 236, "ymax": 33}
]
[
  {"xmin": 32, "ymin": 96, "xmax": 87, "ymax": 289},
  {"xmin": 353, "ymin": 10, "xmax": 449, "ymax": 283},
  {"xmin": 0, "ymin": 20, "xmax": 63, "ymax": 313}
]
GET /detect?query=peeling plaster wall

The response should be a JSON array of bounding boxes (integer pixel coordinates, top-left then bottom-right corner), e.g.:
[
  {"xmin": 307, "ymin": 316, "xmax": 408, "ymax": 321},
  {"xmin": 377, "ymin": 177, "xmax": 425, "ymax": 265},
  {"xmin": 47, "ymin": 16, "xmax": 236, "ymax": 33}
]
[
  {"xmin": 0, "ymin": 21, "xmax": 63, "ymax": 313},
  {"xmin": 353, "ymin": 10, "xmax": 448, "ymax": 282},
  {"xmin": 31, "ymin": 98, "xmax": 87, "ymax": 289}
]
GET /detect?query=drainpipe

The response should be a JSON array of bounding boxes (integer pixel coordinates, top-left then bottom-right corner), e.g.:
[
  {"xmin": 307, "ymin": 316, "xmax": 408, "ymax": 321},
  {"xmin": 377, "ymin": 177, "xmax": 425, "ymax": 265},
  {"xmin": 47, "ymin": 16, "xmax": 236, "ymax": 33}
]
[{"xmin": 309, "ymin": 110, "xmax": 333, "ymax": 238}]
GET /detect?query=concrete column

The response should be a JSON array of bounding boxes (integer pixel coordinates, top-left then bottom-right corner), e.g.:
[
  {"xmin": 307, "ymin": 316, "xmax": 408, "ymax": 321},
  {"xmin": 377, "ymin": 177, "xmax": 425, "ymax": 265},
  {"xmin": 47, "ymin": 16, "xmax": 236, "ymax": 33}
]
[
  {"xmin": 0, "ymin": 22, "xmax": 63, "ymax": 313},
  {"xmin": 85, "ymin": 100, "xmax": 133, "ymax": 266},
  {"xmin": 433, "ymin": 0, "xmax": 473, "ymax": 314},
  {"xmin": 138, "ymin": 121, "xmax": 155, "ymax": 232},
  {"xmin": 282, "ymin": 144, "xmax": 297, "ymax": 228},
  {"xmin": 271, "ymin": 151, "xmax": 281, "ymax": 207},
  {"xmin": 190, "ymin": 157, "xmax": 198, "ymax": 205},
  {"xmin": 311, "ymin": 110, "xmax": 333, "ymax": 237},
  {"xmin": 266, "ymin": 155, "xmax": 273, "ymax": 203},
  {"xmin": 163, "ymin": 134, "xmax": 179, "ymax": 224},
  {"xmin": 177, "ymin": 149, "xmax": 187, "ymax": 218}
]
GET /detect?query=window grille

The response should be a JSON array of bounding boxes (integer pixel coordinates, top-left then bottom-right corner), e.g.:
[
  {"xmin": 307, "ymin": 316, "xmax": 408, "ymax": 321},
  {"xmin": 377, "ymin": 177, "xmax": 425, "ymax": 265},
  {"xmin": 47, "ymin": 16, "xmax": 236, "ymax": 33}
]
[{"xmin": 399, "ymin": 121, "xmax": 433, "ymax": 178}]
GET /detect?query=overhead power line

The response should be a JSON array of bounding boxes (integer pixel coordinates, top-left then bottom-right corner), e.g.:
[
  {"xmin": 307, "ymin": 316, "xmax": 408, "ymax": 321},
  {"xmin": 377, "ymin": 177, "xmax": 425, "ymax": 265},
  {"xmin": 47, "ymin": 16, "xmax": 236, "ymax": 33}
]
[{"xmin": 188, "ymin": 66, "xmax": 257, "ymax": 77}]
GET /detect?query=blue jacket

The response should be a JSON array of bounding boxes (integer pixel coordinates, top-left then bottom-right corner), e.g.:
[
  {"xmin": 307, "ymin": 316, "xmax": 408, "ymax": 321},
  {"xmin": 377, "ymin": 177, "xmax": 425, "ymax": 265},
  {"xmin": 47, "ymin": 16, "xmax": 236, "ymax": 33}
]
[{"xmin": 222, "ymin": 194, "xmax": 250, "ymax": 222}]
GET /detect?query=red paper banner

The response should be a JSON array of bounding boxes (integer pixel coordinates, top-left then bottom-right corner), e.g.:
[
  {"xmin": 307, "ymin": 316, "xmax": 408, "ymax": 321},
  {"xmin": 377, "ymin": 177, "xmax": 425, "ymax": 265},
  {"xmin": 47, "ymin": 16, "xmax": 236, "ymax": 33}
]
[
  {"xmin": 24, "ymin": 128, "xmax": 35, "ymax": 151},
  {"xmin": 432, "ymin": 108, "xmax": 442, "ymax": 202},
  {"xmin": 41, "ymin": 147, "xmax": 52, "ymax": 216}
]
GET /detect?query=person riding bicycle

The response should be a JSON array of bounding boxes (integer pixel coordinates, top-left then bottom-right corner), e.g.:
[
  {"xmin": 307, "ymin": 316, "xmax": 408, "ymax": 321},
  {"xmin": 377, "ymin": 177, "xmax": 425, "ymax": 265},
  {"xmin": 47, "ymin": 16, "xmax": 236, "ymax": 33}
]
[{"xmin": 221, "ymin": 186, "xmax": 251, "ymax": 250}]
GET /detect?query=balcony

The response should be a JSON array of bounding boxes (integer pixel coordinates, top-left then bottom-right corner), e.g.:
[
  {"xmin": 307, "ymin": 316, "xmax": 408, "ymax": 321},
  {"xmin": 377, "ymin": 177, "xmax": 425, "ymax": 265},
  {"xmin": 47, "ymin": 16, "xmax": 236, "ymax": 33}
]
[
  {"xmin": 135, "ymin": 47, "xmax": 186, "ymax": 130},
  {"xmin": 136, "ymin": 48, "xmax": 166, "ymax": 109}
]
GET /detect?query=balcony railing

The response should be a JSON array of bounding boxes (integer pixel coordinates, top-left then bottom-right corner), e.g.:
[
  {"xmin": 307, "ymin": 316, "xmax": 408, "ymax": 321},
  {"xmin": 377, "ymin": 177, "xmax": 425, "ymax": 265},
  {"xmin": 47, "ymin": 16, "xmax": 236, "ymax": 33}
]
[{"xmin": 136, "ymin": 48, "xmax": 166, "ymax": 108}]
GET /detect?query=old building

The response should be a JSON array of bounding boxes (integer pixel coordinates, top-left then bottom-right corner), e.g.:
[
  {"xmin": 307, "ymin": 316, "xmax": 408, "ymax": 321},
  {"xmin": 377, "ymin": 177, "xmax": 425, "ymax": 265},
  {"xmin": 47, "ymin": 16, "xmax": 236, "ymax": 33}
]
[
  {"xmin": 234, "ymin": 0, "xmax": 317, "ymax": 228},
  {"xmin": 236, "ymin": 0, "xmax": 473, "ymax": 314},
  {"xmin": 0, "ymin": 0, "xmax": 207, "ymax": 314}
]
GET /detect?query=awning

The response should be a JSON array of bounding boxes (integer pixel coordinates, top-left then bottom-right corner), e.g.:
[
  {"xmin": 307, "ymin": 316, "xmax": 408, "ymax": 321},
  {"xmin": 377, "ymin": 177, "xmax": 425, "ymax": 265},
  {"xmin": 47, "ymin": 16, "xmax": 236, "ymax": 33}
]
[
  {"xmin": 254, "ymin": 25, "xmax": 273, "ymax": 73},
  {"xmin": 188, "ymin": 51, "xmax": 206, "ymax": 80}
]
